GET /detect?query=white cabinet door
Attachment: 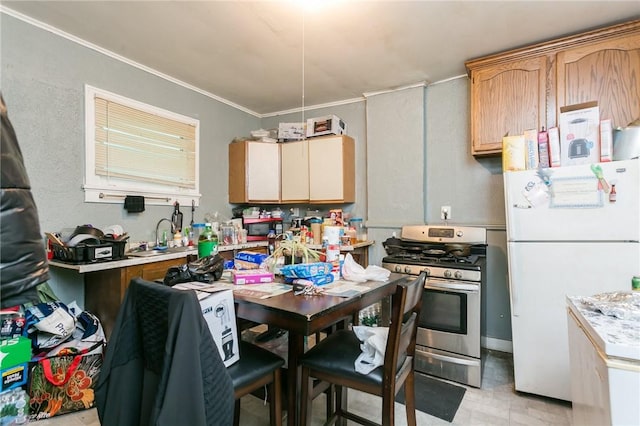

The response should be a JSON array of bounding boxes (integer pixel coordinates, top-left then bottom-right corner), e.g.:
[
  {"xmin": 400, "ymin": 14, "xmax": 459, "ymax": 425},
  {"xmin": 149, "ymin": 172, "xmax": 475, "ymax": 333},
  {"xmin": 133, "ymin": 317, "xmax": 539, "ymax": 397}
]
[
  {"xmin": 281, "ymin": 140, "xmax": 309, "ymax": 202},
  {"xmin": 308, "ymin": 135, "xmax": 355, "ymax": 202},
  {"xmin": 246, "ymin": 142, "xmax": 280, "ymax": 202}
]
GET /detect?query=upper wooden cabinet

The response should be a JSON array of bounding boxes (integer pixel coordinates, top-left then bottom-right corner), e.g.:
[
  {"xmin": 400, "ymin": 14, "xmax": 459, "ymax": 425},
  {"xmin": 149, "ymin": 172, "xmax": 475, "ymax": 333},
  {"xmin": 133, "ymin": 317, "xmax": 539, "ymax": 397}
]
[
  {"xmin": 556, "ymin": 33, "xmax": 640, "ymax": 131},
  {"xmin": 308, "ymin": 135, "xmax": 355, "ymax": 203},
  {"xmin": 280, "ymin": 140, "xmax": 310, "ymax": 203},
  {"xmin": 468, "ymin": 56, "xmax": 548, "ymax": 155},
  {"xmin": 466, "ymin": 19, "xmax": 640, "ymax": 156},
  {"xmin": 229, "ymin": 140, "xmax": 280, "ymax": 204},
  {"xmin": 229, "ymin": 135, "xmax": 355, "ymax": 204}
]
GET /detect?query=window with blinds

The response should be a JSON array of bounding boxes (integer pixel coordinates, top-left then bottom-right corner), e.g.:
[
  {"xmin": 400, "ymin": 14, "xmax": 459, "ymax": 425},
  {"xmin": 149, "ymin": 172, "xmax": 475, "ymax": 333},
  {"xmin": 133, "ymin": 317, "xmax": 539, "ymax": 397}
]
[{"xmin": 84, "ymin": 85, "xmax": 200, "ymax": 205}]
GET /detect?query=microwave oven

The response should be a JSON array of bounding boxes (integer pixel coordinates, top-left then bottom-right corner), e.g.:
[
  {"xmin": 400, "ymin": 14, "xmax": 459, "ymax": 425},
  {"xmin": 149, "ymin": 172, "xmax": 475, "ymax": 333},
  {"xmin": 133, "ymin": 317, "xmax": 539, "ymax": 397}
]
[{"xmin": 243, "ymin": 217, "xmax": 283, "ymax": 241}]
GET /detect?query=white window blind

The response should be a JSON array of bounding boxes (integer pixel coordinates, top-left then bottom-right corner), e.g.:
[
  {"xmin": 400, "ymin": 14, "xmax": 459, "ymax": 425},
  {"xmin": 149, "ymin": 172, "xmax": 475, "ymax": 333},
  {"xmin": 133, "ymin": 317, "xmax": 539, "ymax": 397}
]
[{"xmin": 84, "ymin": 85, "xmax": 200, "ymax": 205}]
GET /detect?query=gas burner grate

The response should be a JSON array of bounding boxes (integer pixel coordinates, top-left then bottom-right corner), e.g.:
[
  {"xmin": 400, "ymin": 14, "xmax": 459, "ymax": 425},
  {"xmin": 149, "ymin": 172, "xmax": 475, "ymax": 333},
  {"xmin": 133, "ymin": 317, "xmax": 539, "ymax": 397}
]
[{"xmin": 384, "ymin": 253, "xmax": 480, "ymax": 266}]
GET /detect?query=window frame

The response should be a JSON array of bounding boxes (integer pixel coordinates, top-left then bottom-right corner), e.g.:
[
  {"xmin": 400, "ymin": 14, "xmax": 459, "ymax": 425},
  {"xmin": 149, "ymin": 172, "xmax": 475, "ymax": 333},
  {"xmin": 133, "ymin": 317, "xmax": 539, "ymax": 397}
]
[{"xmin": 83, "ymin": 85, "xmax": 201, "ymax": 206}]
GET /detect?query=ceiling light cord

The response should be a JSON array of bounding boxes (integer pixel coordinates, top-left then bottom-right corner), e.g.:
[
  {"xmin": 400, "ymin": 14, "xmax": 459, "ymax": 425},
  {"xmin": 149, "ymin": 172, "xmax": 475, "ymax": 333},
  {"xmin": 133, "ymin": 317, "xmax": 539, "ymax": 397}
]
[{"xmin": 301, "ymin": 11, "xmax": 305, "ymax": 130}]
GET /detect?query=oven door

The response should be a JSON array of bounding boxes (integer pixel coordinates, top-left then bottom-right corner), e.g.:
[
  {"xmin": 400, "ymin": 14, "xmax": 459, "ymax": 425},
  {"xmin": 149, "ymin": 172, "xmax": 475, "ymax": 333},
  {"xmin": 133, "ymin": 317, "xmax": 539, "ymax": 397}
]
[{"xmin": 416, "ymin": 277, "xmax": 481, "ymax": 358}]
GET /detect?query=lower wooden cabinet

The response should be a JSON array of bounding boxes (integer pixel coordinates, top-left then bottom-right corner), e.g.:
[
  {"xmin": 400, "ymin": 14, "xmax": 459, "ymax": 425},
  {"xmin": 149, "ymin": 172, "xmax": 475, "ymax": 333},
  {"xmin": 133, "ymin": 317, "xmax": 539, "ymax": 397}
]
[{"xmin": 85, "ymin": 257, "xmax": 187, "ymax": 339}]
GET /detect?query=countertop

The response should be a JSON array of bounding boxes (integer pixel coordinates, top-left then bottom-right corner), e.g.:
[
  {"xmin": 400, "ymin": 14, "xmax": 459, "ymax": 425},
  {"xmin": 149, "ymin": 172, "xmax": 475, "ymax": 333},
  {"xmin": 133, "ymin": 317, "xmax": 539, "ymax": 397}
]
[
  {"xmin": 567, "ymin": 294, "xmax": 640, "ymax": 361},
  {"xmin": 49, "ymin": 240, "xmax": 374, "ymax": 274},
  {"xmin": 49, "ymin": 241, "xmax": 268, "ymax": 273}
]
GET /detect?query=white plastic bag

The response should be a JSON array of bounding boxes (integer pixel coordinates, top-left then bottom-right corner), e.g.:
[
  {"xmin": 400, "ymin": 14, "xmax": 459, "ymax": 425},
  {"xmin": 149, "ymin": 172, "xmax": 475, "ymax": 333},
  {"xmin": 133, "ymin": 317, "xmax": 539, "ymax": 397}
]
[
  {"xmin": 341, "ymin": 253, "xmax": 391, "ymax": 282},
  {"xmin": 353, "ymin": 325, "xmax": 388, "ymax": 374}
]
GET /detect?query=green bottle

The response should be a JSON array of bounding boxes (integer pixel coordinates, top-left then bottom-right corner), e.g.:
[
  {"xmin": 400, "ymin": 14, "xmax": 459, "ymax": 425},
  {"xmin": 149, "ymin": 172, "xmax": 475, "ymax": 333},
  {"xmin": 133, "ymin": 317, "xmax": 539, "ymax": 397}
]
[{"xmin": 198, "ymin": 223, "xmax": 217, "ymax": 258}]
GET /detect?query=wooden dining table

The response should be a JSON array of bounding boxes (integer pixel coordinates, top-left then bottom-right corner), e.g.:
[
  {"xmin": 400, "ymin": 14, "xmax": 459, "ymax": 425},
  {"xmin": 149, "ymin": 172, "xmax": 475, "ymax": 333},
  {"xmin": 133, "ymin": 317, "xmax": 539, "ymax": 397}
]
[{"xmin": 233, "ymin": 272, "xmax": 408, "ymax": 426}]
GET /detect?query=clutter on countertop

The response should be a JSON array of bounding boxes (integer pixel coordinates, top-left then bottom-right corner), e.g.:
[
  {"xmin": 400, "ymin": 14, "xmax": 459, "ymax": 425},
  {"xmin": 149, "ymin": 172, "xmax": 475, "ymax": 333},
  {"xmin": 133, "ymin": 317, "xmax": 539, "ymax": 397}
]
[{"xmin": 46, "ymin": 225, "xmax": 129, "ymax": 264}]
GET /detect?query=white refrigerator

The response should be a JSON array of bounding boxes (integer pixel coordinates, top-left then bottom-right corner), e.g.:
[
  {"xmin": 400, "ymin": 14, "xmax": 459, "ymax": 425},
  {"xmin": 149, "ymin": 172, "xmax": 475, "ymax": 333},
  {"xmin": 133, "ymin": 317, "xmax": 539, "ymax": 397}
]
[{"xmin": 503, "ymin": 158, "xmax": 640, "ymax": 401}]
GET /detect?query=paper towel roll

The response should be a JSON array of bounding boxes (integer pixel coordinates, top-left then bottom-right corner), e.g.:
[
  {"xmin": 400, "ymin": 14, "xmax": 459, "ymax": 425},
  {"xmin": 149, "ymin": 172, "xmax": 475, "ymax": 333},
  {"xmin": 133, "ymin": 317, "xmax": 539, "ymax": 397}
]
[{"xmin": 323, "ymin": 226, "xmax": 342, "ymax": 245}]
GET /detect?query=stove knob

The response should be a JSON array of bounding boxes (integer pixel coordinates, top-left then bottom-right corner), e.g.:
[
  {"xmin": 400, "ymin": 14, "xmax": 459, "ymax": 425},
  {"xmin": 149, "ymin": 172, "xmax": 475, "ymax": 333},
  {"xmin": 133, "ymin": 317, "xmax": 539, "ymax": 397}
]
[
  {"xmin": 456, "ymin": 230, "xmax": 463, "ymax": 237},
  {"xmin": 422, "ymin": 268, "xmax": 430, "ymax": 276},
  {"xmin": 454, "ymin": 271, "xmax": 462, "ymax": 279},
  {"xmin": 444, "ymin": 270, "xmax": 452, "ymax": 278},
  {"xmin": 404, "ymin": 266, "xmax": 412, "ymax": 274},
  {"xmin": 394, "ymin": 265, "xmax": 402, "ymax": 273}
]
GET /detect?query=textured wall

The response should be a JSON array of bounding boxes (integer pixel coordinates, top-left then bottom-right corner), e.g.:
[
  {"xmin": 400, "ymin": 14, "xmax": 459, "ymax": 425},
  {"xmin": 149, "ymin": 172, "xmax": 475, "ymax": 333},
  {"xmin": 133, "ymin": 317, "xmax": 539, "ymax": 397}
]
[
  {"xmin": 1, "ymin": 14, "xmax": 259, "ymax": 304},
  {"xmin": 1, "ymin": 14, "xmax": 260, "ymax": 242}
]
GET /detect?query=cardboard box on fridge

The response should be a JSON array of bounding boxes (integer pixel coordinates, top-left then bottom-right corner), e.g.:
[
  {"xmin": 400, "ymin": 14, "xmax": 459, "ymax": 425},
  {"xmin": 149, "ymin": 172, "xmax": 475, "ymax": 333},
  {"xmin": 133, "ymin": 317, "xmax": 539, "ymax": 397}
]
[
  {"xmin": 559, "ymin": 101, "xmax": 600, "ymax": 166},
  {"xmin": 502, "ymin": 134, "xmax": 526, "ymax": 171},
  {"xmin": 173, "ymin": 284, "xmax": 240, "ymax": 367}
]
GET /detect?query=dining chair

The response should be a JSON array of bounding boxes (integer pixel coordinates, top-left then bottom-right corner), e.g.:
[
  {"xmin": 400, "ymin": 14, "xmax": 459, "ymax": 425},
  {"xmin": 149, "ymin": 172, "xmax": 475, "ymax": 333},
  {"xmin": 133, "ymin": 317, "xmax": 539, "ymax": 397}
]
[
  {"xmin": 298, "ymin": 271, "xmax": 426, "ymax": 426},
  {"xmin": 228, "ymin": 338, "xmax": 285, "ymax": 426},
  {"xmin": 96, "ymin": 277, "xmax": 285, "ymax": 426},
  {"xmin": 95, "ymin": 277, "xmax": 235, "ymax": 426}
]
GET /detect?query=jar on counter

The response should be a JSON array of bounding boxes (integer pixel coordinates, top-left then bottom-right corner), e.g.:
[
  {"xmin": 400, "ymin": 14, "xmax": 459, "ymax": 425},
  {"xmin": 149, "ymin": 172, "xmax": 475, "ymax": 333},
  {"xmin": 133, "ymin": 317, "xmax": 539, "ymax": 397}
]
[
  {"xmin": 350, "ymin": 218, "xmax": 367, "ymax": 242},
  {"xmin": 221, "ymin": 223, "xmax": 236, "ymax": 246}
]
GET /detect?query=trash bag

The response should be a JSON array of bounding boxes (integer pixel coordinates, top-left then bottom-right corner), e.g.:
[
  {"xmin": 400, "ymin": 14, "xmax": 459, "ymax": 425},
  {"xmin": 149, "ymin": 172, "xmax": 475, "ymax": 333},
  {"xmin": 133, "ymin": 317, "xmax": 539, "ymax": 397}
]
[{"xmin": 163, "ymin": 254, "xmax": 225, "ymax": 286}]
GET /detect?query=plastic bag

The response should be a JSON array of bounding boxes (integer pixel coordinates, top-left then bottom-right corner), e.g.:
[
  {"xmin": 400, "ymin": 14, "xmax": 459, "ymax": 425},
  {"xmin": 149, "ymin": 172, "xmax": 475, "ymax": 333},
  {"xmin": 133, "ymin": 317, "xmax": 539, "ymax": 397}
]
[
  {"xmin": 25, "ymin": 301, "xmax": 76, "ymax": 351},
  {"xmin": 341, "ymin": 253, "xmax": 391, "ymax": 282},
  {"xmin": 353, "ymin": 325, "xmax": 388, "ymax": 374}
]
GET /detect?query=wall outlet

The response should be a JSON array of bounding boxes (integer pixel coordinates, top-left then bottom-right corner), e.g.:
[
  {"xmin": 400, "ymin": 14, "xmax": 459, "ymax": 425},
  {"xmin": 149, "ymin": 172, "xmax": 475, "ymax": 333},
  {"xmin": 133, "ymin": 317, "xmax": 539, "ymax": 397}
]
[{"xmin": 440, "ymin": 206, "xmax": 451, "ymax": 220}]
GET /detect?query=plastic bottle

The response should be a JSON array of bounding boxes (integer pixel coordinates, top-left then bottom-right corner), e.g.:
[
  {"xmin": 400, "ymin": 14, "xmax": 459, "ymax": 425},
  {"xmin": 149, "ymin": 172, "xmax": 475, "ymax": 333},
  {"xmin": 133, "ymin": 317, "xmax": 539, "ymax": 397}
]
[
  {"xmin": 267, "ymin": 229, "xmax": 276, "ymax": 255},
  {"xmin": 173, "ymin": 230, "xmax": 182, "ymax": 247},
  {"xmin": 350, "ymin": 217, "xmax": 367, "ymax": 242},
  {"xmin": 198, "ymin": 223, "xmax": 217, "ymax": 258},
  {"xmin": 609, "ymin": 184, "xmax": 617, "ymax": 203}
]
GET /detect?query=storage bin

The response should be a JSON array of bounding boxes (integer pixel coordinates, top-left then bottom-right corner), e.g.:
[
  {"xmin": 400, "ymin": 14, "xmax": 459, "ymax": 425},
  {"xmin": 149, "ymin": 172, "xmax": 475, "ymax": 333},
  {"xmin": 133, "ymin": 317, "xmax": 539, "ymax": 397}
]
[{"xmin": 52, "ymin": 240, "xmax": 127, "ymax": 263}]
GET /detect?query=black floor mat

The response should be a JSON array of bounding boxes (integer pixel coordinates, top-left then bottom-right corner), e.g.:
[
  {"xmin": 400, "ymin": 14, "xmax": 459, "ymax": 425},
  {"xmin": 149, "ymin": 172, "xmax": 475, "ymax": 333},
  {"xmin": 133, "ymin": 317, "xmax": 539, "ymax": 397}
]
[{"xmin": 395, "ymin": 373, "xmax": 466, "ymax": 422}]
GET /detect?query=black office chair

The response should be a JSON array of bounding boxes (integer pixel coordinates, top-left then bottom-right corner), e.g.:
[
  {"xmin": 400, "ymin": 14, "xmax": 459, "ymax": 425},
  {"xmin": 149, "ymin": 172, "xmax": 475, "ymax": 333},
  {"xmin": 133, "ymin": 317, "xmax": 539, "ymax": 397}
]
[{"xmin": 298, "ymin": 272, "xmax": 426, "ymax": 426}]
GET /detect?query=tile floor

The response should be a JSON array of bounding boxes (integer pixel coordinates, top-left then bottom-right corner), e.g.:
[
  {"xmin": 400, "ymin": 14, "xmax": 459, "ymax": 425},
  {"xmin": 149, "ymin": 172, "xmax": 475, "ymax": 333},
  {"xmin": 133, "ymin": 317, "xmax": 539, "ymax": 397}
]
[{"xmin": 31, "ymin": 348, "xmax": 572, "ymax": 426}]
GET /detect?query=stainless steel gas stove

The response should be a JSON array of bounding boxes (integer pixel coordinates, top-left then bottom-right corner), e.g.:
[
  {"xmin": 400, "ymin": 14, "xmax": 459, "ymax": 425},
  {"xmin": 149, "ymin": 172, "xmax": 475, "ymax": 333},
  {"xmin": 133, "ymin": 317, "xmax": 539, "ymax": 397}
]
[{"xmin": 382, "ymin": 225, "xmax": 487, "ymax": 387}]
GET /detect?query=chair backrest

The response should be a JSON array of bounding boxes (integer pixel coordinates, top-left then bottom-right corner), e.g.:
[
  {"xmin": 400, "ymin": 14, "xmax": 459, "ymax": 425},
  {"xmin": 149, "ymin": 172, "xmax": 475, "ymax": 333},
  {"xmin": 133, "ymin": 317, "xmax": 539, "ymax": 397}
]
[
  {"xmin": 383, "ymin": 272, "xmax": 426, "ymax": 382},
  {"xmin": 96, "ymin": 277, "xmax": 235, "ymax": 426}
]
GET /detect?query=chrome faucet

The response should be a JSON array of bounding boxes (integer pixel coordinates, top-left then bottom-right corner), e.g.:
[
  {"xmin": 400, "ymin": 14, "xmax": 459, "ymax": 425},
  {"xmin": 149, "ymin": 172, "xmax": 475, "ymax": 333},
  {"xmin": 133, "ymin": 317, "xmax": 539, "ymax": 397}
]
[{"xmin": 155, "ymin": 218, "xmax": 176, "ymax": 247}]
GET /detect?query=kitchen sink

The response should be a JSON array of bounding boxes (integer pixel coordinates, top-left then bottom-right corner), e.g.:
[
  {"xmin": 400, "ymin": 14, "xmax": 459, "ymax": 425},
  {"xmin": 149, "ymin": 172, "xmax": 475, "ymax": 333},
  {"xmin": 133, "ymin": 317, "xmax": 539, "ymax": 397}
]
[{"xmin": 127, "ymin": 246, "xmax": 195, "ymax": 257}]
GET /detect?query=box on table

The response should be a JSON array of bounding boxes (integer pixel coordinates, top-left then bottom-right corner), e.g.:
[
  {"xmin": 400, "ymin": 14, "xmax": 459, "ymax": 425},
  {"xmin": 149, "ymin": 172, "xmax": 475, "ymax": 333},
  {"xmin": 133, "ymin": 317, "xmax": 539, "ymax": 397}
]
[
  {"xmin": 559, "ymin": 101, "xmax": 600, "ymax": 166},
  {"xmin": 306, "ymin": 115, "xmax": 346, "ymax": 138},
  {"xmin": 173, "ymin": 285, "xmax": 240, "ymax": 367},
  {"xmin": 232, "ymin": 269, "xmax": 274, "ymax": 285},
  {"xmin": 234, "ymin": 251, "xmax": 269, "ymax": 270},
  {"xmin": 278, "ymin": 122, "xmax": 305, "ymax": 140}
]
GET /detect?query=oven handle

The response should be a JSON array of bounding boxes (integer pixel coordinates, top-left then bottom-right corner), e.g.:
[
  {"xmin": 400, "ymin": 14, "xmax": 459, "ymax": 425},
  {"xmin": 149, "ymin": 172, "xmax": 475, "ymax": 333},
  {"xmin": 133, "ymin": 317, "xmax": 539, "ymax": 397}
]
[
  {"xmin": 425, "ymin": 278, "xmax": 479, "ymax": 293},
  {"xmin": 416, "ymin": 347, "xmax": 479, "ymax": 367}
]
